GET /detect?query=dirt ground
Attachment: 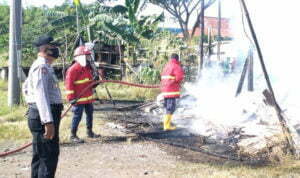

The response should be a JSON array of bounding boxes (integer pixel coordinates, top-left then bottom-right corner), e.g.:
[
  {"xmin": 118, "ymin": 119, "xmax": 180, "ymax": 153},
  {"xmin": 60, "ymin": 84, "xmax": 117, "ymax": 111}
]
[
  {"xmin": 1, "ymin": 102, "xmax": 300, "ymax": 178},
  {"xmin": 0, "ymin": 126, "xmax": 229, "ymax": 178},
  {"xmin": 0, "ymin": 101, "xmax": 229, "ymax": 178}
]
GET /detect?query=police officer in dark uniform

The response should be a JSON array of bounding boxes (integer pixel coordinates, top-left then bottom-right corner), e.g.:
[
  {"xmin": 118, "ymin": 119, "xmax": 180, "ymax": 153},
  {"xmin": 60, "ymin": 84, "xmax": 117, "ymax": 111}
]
[{"xmin": 23, "ymin": 35, "xmax": 63, "ymax": 178}]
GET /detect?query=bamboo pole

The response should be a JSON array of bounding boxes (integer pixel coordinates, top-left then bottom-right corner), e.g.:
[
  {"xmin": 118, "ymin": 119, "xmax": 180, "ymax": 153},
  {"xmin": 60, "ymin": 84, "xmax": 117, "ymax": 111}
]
[{"xmin": 240, "ymin": 0, "xmax": 295, "ymax": 155}]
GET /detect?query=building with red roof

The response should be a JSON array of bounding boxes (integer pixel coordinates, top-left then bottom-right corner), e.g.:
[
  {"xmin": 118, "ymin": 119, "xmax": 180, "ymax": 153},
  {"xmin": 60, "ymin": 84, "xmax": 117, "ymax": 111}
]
[{"xmin": 177, "ymin": 16, "xmax": 232, "ymax": 38}]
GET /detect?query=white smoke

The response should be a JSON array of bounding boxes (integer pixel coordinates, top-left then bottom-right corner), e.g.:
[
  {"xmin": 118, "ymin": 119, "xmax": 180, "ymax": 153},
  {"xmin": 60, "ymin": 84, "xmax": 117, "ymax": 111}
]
[{"xmin": 173, "ymin": 0, "xmax": 300, "ymax": 147}]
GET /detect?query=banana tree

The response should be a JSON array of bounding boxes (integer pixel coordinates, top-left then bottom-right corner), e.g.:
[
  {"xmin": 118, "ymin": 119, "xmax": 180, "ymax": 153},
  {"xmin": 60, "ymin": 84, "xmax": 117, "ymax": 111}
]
[
  {"xmin": 102, "ymin": 0, "xmax": 164, "ymax": 65},
  {"xmin": 44, "ymin": 0, "xmax": 164, "ymax": 65}
]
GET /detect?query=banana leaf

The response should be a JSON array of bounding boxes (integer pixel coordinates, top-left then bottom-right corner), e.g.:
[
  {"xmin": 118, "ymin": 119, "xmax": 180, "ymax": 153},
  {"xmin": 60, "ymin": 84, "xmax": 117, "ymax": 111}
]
[
  {"xmin": 48, "ymin": 15, "xmax": 76, "ymax": 27},
  {"xmin": 104, "ymin": 22, "xmax": 139, "ymax": 44},
  {"xmin": 111, "ymin": 5, "xmax": 128, "ymax": 14}
]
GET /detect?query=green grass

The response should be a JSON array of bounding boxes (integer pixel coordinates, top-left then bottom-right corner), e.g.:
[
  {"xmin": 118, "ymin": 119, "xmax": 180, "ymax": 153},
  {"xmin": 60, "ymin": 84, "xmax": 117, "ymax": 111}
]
[
  {"xmin": 173, "ymin": 159, "xmax": 300, "ymax": 178},
  {"xmin": 0, "ymin": 122, "xmax": 31, "ymax": 141},
  {"xmin": 0, "ymin": 80, "xmax": 159, "ymax": 143},
  {"xmin": 96, "ymin": 82, "xmax": 160, "ymax": 101},
  {"xmin": 0, "ymin": 80, "xmax": 27, "ymax": 120},
  {"xmin": 0, "ymin": 80, "xmax": 30, "ymax": 143}
]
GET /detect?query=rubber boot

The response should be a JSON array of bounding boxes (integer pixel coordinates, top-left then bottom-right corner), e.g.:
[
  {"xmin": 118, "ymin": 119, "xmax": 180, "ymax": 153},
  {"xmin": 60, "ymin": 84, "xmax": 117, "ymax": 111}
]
[
  {"xmin": 70, "ymin": 128, "xmax": 84, "ymax": 143},
  {"xmin": 167, "ymin": 114, "xmax": 176, "ymax": 131},
  {"xmin": 163, "ymin": 114, "xmax": 169, "ymax": 131},
  {"xmin": 163, "ymin": 114, "xmax": 176, "ymax": 131},
  {"xmin": 87, "ymin": 129, "xmax": 101, "ymax": 138}
]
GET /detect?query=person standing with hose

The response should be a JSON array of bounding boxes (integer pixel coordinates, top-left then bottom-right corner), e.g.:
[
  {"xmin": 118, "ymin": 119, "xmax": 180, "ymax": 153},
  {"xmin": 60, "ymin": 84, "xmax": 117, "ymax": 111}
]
[
  {"xmin": 160, "ymin": 53, "xmax": 185, "ymax": 131},
  {"xmin": 65, "ymin": 45, "xmax": 100, "ymax": 143},
  {"xmin": 23, "ymin": 35, "xmax": 64, "ymax": 178}
]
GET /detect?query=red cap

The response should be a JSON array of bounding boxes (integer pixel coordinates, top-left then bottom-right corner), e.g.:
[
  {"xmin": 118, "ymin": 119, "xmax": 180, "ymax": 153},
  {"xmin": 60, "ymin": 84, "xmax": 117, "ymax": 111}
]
[{"xmin": 74, "ymin": 46, "xmax": 91, "ymax": 57}]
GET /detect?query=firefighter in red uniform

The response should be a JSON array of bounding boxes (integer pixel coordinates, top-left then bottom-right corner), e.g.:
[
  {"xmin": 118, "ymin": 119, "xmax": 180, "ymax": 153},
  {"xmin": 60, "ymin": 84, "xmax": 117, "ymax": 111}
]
[
  {"xmin": 160, "ymin": 53, "xmax": 184, "ymax": 131},
  {"xmin": 65, "ymin": 45, "xmax": 100, "ymax": 143}
]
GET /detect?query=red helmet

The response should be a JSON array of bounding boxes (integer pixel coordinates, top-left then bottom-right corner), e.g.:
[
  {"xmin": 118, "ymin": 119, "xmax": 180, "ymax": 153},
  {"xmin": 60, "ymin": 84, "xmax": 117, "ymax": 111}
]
[{"xmin": 74, "ymin": 46, "xmax": 91, "ymax": 57}]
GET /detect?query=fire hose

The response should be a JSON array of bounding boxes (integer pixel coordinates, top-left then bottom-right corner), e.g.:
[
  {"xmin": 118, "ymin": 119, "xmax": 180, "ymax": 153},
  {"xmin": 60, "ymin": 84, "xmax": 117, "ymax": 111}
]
[{"xmin": 0, "ymin": 80, "xmax": 159, "ymax": 158}]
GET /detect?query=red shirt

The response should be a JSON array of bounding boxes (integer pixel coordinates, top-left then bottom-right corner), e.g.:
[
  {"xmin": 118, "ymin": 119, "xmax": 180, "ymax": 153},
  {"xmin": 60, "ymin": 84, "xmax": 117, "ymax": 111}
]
[
  {"xmin": 65, "ymin": 62, "xmax": 95, "ymax": 104},
  {"xmin": 160, "ymin": 59, "xmax": 184, "ymax": 98}
]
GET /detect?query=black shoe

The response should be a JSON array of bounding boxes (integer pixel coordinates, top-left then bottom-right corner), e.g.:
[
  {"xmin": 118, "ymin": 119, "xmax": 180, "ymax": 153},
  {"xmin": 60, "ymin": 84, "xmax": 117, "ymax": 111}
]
[
  {"xmin": 70, "ymin": 135, "xmax": 84, "ymax": 143},
  {"xmin": 87, "ymin": 130, "xmax": 101, "ymax": 138}
]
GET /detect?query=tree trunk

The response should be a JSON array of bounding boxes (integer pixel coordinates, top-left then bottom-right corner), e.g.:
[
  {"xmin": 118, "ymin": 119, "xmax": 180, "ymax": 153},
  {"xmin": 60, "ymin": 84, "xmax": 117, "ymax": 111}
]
[{"xmin": 183, "ymin": 23, "xmax": 190, "ymax": 41}]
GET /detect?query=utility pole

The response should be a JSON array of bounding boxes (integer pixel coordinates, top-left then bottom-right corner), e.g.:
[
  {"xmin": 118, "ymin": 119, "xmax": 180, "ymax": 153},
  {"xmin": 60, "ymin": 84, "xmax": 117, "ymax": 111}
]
[
  {"xmin": 217, "ymin": 0, "xmax": 222, "ymax": 61},
  {"xmin": 8, "ymin": 0, "xmax": 22, "ymax": 106},
  {"xmin": 198, "ymin": 0, "xmax": 205, "ymax": 75}
]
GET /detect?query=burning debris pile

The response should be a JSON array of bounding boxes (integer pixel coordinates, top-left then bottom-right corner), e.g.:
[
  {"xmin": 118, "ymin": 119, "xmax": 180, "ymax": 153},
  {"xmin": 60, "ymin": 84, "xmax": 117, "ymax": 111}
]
[{"xmin": 140, "ymin": 83, "xmax": 300, "ymax": 161}]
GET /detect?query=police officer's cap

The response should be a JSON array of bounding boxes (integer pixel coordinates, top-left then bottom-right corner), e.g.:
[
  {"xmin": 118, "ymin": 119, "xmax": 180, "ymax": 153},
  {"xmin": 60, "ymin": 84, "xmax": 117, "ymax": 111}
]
[{"xmin": 33, "ymin": 35, "xmax": 61, "ymax": 47}]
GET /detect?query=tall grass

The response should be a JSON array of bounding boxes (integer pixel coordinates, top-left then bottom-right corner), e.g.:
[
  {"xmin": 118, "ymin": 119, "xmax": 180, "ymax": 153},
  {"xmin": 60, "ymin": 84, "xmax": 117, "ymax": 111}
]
[
  {"xmin": 174, "ymin": 159, "xmax": 300, "ymax": 178},
  {"xmin": 96, "ymin": 82, "xmax": 160, "ymax": 101},
  {"xmin": 0, "ymin": 79, "xmax": 159, "ymax": 143},
  {"xmin": 0, "ymin": 80, "xmax": 27, "ymax": 121},
  {"xmin": 0, "ymin": 80, "xmax": 30, "ymax": 143}
]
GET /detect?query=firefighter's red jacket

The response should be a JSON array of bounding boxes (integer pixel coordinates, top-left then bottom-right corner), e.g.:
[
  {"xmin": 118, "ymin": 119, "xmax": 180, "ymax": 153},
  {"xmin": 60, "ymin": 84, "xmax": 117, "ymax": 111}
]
[
  {"xmin": 160, "ymin": 58, "xmax": 184, "ymax": 98},
  {"xmin": 65, "ymin": 62, "xmax": 95, "ymax": 104}
]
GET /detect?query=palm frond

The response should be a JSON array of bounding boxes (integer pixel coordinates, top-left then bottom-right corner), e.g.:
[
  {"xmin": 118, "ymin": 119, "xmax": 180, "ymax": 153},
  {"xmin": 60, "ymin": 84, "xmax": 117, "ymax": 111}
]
[
  {"xmin": 48, "ymin": 15, "xmax": 76, "ymax": 27},
  {"xmin": 0, "ymin": 26, "xmax": 8, "ymax": 35},
  {"xmin": 111, "ymin": 5, "xmax": 128, "ymax": 14},
  {"xmin": 133, "ymin": 0, "xmax": 140, "ymax": 14},
  {"xmin": 44, "ymin": 10, "xmax": 67, "ymax": 17},
  {"xmin": 104, "ymin": 22, "xmax": 139, "ymax": 44},
  {"xmin": 152, "ymin": 13, "xmax": 164, "ymax": 24},
  {"xmin": 89, "ymin": 14, "xmax": 115, "ymax": 26}
]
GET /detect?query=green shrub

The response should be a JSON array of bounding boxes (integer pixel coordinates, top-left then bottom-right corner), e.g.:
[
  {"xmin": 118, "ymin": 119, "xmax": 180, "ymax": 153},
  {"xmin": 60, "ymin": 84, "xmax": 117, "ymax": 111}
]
[{"xmin": 139, "ymin": 67, "xmax": 160, "ymax": 84}]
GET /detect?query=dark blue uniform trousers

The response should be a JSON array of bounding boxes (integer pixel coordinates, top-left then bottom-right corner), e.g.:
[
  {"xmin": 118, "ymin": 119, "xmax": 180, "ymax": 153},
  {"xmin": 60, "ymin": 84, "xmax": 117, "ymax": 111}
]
[
  {"xmin": 71, "ymin": 103, "xmax": 93, "ymax": 131},
  {"xmin": 27, "ymin": 104, "xmax": 63, "ymax": 178},
  {"xmin": 164, "ymin": 98, "xmax": 177, "ymax": 114}
]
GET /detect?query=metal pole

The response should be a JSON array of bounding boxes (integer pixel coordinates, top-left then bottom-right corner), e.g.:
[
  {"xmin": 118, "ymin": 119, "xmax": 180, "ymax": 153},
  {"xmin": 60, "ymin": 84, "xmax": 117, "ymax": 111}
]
[
  {"xmin": 8, "ymin": 0, "xmax": 21, "ymax": 106},
  {"xmin": 198, "ymin": 0, "xmax": 205, "ymax": 75},
  {"xmin": 240, "ymin": 0, "xmax": 295, "ymax": 155},
  {"xmin": 217, "ymin": 0, "xmax": 222, "ymax": 61}
]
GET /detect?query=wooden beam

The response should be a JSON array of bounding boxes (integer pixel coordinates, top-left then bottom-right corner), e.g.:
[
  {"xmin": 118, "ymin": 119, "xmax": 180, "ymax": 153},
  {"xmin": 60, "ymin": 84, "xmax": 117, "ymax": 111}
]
[{"xmin": 235, "ymin": 58, "xmax": 249, "ymax": 97}]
